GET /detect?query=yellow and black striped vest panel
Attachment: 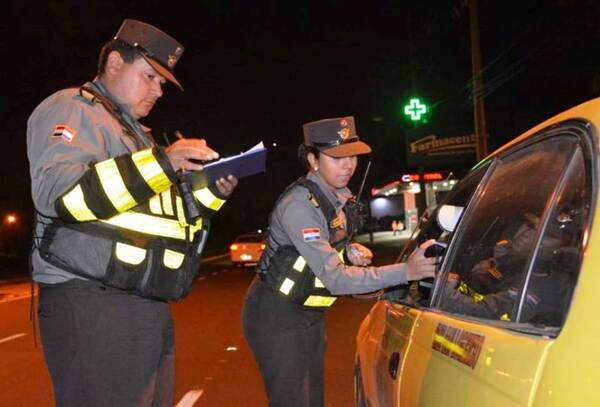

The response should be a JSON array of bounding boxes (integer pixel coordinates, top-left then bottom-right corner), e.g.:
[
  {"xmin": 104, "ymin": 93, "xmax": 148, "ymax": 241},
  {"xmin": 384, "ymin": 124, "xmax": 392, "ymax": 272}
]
[
  {"xmin": 193, "ymin": 185, "xmax": 226, "ymax": 217},
  {"xmin": 56, "ymin": 148, "xmax": 175, "ymax": 222}
]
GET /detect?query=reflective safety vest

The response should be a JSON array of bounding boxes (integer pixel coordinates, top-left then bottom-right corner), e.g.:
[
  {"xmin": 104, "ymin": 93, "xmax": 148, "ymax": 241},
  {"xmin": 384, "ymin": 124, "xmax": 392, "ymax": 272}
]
[
  {"xmin": 35, "ymin": 85, "xmax": 227, "ymax": 301},
  {"xmin": 260, "ymin": 177, "xmax": 355, "ymax": 310},
  {"xmin": 38, "ymin": 187, "xmax": 220, "ymax": 301}
]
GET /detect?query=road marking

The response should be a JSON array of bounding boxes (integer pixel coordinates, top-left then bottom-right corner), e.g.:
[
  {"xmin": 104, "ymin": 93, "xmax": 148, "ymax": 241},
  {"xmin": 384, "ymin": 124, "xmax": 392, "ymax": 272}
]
[
  {"xmin": 176, "ymin": 389, "xmax": 204, "ymax": 407},
  {"xmin": 202, "ymin": 253, "xmax": 229, "ymax": 262},
  {"xmin": 0, "ymin": 333, "xmax": 27, "ymax": 344}
]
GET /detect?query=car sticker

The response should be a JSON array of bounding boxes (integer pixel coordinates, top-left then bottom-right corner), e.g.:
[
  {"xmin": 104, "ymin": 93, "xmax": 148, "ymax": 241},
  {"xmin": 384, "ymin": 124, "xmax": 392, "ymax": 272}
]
[{"xmin": 432, "ymin": 322, "xmax": 485, "ymax": 369}]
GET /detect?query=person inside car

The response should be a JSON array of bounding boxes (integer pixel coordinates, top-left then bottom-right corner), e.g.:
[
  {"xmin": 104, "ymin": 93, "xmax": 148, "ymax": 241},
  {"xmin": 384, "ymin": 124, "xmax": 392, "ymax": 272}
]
[{"xmin": 440, "ymin": 210, "xmax": 579, "ymax": 324}]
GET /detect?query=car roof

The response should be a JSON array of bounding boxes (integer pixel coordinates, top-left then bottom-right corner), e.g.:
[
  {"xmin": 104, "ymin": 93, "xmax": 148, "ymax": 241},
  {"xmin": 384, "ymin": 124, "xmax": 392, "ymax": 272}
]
[
  {"xmin": 234, "ymin": 234, "xmax": 264, "ymax": 241},
  {"xmin": 477, "ymin": 97, "xmax": 600, "ymax": 167}
]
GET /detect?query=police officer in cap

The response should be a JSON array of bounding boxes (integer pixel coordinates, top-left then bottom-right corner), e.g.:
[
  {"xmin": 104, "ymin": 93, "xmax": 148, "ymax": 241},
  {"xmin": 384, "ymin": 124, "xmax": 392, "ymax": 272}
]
[
  {"xmin": 242, "ymin": 116, "xmax": 437, "ymax": 407},
  {"xmin": 27, "ymin": 19, "xmax": 237, "ymax": 406}
]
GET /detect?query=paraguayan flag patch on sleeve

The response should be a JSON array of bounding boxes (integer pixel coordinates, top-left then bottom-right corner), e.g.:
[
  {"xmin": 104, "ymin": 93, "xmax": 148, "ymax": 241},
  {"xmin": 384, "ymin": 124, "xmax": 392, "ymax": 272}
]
[
  {"xmin": 52, "ymin": 124, "xmax": 77, "ymax": 143},
  {"xmin": 302, "ymin": 228, "xmax": 321, "ymax": 242}
]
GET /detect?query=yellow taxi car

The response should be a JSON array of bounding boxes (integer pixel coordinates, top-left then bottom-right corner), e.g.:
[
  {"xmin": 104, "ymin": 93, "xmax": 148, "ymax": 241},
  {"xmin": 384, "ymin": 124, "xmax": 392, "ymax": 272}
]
[
  {"xmin": 355, "ymin": 98, "xmax": 600, "ymax": 406},
  {"xmin": 230, "ymin": 234, "xmax": 266, "ymax": 266}
]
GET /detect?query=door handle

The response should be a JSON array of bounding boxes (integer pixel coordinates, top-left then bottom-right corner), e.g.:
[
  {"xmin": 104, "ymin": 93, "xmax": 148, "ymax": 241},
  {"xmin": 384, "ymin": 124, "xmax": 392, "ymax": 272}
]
[{"xmin": 388, "ymin": 352, "xmax": 401, "ymax": 379}]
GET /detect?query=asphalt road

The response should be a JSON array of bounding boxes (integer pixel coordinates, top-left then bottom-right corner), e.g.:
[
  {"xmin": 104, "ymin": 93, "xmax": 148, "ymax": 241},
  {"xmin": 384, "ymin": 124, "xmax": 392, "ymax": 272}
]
[{"xmin": 0, "ymin": 252, "xmax": 392, "ymax": 407}]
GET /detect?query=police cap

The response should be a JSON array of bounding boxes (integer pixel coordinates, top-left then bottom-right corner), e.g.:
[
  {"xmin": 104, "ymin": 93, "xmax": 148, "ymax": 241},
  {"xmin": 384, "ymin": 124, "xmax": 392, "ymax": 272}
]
[
  {"xmin": 302, "ymin": 116, "xmax": 371, "ymax": 158},
  {"xmin": 114, "ymin": 19, "xmax": 184, "ymax": 90}
]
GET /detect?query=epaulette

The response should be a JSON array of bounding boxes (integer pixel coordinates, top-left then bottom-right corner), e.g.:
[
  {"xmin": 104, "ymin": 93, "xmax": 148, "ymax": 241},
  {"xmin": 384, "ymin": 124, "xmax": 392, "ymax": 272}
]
[
  {"xmin": 78, "ymin": 87, "xmax": 98, "ymax": 105},
  {"xmin": 308, "ymin": 193, "xmax": 320, "ymax": 208}
]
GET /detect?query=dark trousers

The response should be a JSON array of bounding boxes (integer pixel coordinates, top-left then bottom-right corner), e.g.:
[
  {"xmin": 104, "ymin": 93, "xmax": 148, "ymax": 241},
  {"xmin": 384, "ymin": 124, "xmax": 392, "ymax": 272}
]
[
  {"xmin": 38, "ymin": 279, "xmax": 174, "ymax": 407},
  {"xmin": 242, "ymin": 277, "xmax": 326, "ymax": 407}
]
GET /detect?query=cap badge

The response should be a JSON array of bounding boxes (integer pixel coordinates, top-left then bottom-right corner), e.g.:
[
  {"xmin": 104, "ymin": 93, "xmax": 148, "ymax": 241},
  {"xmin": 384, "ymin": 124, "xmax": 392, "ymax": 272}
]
[
  {"xmin": 337, "ymin": 127, "xmax": 351, "ymax": 140},
  {"xmin": 167, "ymin": 54, "xmax": 177, "ymax": 68},
  {"xmin": 340, "ymin": 119, "xmax": 348, "ymax": 127}
]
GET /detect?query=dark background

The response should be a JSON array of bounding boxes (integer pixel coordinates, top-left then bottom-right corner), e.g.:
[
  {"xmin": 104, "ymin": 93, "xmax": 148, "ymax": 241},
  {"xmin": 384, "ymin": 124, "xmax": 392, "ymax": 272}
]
[{"xmin": 2, "ymin": 0, "xmax": 599, "ymax": 259}]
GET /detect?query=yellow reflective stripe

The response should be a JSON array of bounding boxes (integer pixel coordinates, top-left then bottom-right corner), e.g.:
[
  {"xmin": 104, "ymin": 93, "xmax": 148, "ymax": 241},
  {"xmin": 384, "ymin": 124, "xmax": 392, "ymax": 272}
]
[
  {"xmin": 279, "ymin": 278, "xmax": 295, "ymax": 295},
  {"xmin": 61, "ymin": 185, "xmax": 98, "ymax": 221},
  {"xmin": 102, "ymin": 212, "xmax": 186, "ymax": 240},
  {"xmin": 175, "ymin": 197, "xmax": 187, "ymax": 226},
  {"xmin": 190, "ymin": 218, "xmax": 203, "ymax": 236},
  {"xmin": 293, "ymin": 256, "xmax": 306, "ymax": 272},
  {"xmin": 303, "ymin": 296, "xmax": 336, "ymax": 307},
  {"xmin": 149, "ymin": 195, "xmax": 163, "ymax": 215},
  {"xmin": 163, "ymin": 249, "xmax": 185, "ymax": 269},
  {"xmin": 193, "ymin": 188, "xmax": 225, "ymax": 211},
  {"xmin": 314, "ymin": 277, "xmax": 325, "ymax": 288},
  {"xmin": 95, "ymin": 158, "xmax": 136, "ymax": 211},
  {"xmin": 131, "ymin": 148, "xmax": 171, "ymax": 194},
  {"xmin": 161, "ymin": 189, "xmax": 174, "ymax": 216},
  {"xmin": 174, "ymin": 197, "xmax": 204, "ymax": 241},
  {"xmin": 433, "ymin": 334, "xmax": 467, "ymax": 358},
  {"xmin": 115, "ymin": 242, "xmax": 146, "ymax": 265},
  {"xmin": 338, "ymin": 249, "xmax": 345, "ymax": 263}
]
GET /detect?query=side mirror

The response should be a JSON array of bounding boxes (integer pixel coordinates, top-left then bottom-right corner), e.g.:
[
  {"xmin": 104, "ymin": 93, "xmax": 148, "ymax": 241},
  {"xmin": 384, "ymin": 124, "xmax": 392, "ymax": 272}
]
[{"xmin": 437, "ymin": 205, "xmax": 464, "ymax": 233}]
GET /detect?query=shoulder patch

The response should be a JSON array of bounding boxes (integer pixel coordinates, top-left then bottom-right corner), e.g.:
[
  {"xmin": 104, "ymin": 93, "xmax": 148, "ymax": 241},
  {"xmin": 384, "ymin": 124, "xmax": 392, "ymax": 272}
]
[
  {"xmin": 303, "ymin": 228, "xmax": 321, "ymax": 241},
  {"xmin": 52, "ymin": 124, "xmax": 77, "ymax": 143}
]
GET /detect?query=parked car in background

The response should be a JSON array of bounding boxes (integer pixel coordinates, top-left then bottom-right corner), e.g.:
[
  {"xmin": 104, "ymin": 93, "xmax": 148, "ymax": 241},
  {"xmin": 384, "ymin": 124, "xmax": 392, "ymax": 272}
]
[
  {"xmin": 355, "ymin": 98, "xmax": 600, "ymax": 406},
  {"xmin": 230, "ymin": 234, "xmax": 265, "ymax": 266}
]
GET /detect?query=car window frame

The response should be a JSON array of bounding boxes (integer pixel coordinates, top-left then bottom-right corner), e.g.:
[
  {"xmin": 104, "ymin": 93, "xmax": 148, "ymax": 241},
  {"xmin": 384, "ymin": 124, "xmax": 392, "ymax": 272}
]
[
  {"xmin": 385, "ymin": 119, "xmax": 597, "ymax": 335},
  {"xmin": 427, "ymin": 120, "xmax": 597, "ymax": 335}
]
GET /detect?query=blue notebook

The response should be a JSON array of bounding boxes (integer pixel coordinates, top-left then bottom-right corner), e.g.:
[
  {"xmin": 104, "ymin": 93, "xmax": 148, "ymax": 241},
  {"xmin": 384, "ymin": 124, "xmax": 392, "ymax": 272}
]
[{"xmin": 184, "ymin": 142, "xmax": 267, "ymax": 189}]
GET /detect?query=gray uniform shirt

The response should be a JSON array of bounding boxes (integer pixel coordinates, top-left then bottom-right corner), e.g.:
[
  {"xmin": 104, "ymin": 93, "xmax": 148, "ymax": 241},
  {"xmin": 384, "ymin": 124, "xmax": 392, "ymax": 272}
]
[
  {"xmin": 27, "ymin": 80, "xmax": 156, "ymax": 284},
  {"xmin": 262, "ymin": 171, "xmax": 408, "ymax": 295}
]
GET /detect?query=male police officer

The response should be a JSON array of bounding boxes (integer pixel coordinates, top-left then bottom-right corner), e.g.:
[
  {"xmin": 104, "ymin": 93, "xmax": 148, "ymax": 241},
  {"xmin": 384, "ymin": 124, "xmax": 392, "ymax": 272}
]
[{"xmin": 27, "ymin": 19, "xmax": 236, "ymax": 406}]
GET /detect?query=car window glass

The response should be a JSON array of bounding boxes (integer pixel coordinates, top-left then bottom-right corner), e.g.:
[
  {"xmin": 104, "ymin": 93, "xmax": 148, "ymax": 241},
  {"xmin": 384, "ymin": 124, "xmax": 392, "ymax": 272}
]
[
  {"xmin": 436, "ymin": 136, "xmax": 578, "ymax": 322},
  {"xmin": 389, "ymin": 167, "xmax": 488, "ymax": 305},
  {"xmin": 520, "ymin": 146, "xmax": 589, "ymax": 327}
]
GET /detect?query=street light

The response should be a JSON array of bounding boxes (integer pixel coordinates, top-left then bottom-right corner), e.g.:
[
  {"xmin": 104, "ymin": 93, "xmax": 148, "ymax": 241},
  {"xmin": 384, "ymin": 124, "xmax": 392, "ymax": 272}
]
[{"xmin": 5, "ymin": 213, "xmax": 17, "ymax": 226}]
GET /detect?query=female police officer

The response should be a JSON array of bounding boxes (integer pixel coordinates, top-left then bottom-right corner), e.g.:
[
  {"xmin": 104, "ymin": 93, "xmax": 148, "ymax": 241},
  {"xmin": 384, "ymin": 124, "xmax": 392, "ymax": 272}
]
[{"xmin": 242, "ymin": 116, "xmax": 437, "ymax": 406}]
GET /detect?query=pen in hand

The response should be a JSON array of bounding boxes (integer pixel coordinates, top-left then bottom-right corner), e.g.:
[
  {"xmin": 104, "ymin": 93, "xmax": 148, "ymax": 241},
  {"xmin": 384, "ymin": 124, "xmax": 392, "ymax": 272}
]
[{"xmin": 168, "ymin": 130, "xmax": 219, "ymax": 171}]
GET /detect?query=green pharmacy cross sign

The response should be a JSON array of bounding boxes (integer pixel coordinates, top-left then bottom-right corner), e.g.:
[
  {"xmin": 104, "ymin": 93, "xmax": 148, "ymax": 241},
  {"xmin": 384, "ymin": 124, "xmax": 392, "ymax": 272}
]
[{"xmin": 403, "ymin": 98, "xmax": 429, "ymax": 122}]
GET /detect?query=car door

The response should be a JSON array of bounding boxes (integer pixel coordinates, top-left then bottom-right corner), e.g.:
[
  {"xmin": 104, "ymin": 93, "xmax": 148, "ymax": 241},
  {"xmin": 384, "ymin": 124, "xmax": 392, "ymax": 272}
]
[
  {"xmin": 373, "ymin": 166, "xmax": 489, "ymax": 407},
  {"xmin": 386, "ymin": 123, "xmax": 591, "ymax": 406}
]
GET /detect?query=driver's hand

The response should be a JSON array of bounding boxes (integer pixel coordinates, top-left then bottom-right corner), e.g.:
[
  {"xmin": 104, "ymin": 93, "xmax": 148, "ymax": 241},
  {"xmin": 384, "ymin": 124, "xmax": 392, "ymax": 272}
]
[
  {"xmin": 447, "ymin": 272, "xmax": 460, "ymax": 284},
  {"xmin": 405, "ymin": 239, "xmax": 438, "ymax": 281}
]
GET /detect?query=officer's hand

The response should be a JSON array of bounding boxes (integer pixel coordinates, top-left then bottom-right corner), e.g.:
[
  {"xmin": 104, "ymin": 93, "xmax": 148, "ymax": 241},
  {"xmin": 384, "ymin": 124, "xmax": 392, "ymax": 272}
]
[
  {"xmin": 347, "ymin": 242, "xmax": 373, "ymax": 266},
  {"xmin": 165, "ymin": 138, "xmax": 219, "ymax": 172},
  {"xmin": 405, "ymin": 239, "xmax": 438, "ymax": 281},
  {"xmin": 215, "ymin": 175, "xmax": 238, "ymax": 198}
]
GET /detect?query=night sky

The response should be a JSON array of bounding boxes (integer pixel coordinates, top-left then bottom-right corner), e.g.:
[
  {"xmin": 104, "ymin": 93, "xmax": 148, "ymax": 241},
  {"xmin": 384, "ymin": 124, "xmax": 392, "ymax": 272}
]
[{"xmin": 2, "ymin": 0, "xmax": 599, "ymax": 252}]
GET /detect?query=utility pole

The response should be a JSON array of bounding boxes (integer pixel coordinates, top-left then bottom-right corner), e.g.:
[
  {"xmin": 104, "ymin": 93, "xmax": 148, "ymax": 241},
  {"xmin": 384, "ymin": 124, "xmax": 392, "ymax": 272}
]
[{"xmin": 469, "ymin": 0, "xmax": 488, "ymax": 161}]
